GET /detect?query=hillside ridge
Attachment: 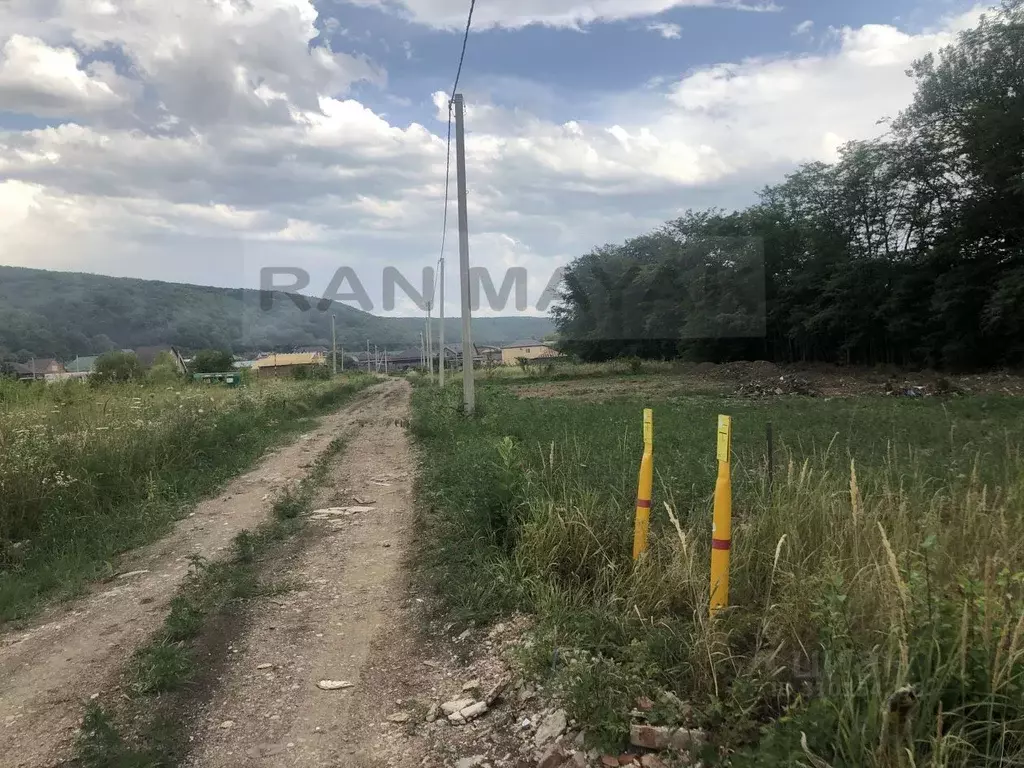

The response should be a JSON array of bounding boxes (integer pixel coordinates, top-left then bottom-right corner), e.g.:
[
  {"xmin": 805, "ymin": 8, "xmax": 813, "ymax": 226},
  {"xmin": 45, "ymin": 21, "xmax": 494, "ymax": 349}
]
[{"xmin": 0, "ymin": 265, "xmax": 554, "ymax": 359}]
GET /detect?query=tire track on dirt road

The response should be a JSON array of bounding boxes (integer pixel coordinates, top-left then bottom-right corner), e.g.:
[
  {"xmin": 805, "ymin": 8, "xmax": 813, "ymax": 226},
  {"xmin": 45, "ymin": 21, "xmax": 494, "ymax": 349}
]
[
  {"xmin": 0, "ymin": 382, "xmax": 388, "ymax": 768},
  {"xmin": 185, "ymin": 378, "xmax": 418, "ymax": 768}
]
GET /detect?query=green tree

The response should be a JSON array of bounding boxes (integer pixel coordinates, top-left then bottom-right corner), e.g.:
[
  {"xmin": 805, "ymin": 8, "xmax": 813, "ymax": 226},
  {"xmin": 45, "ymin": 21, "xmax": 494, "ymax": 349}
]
[
  {"xmin": 148, "ymin": 350, "xmax": 184, "ymax": 384},
  {"xmin": 190, "ymin": 349, "xmax": 235, "ymax": 373},
  {"xmin": 92, "ymin": 351, "xmax": 143, "ymax": 384},
  {"xmin": 554, "ymin": 2, "xmax": 1024, "ymax": 370}
]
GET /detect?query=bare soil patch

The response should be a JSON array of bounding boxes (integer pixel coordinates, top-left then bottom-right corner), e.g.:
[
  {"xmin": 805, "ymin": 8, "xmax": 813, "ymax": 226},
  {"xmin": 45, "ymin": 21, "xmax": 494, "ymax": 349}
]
[{"xmin": 511, "ymin": 362, "xmax": 1024, "ymax": 401}]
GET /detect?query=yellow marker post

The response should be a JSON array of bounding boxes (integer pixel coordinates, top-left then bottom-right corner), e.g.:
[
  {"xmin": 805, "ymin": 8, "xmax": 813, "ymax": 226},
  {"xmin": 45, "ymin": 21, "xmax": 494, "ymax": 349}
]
[
  {"xmin": 710, "ymin": 414, "xmax": 732, "ymax": 615},
  {"xmin": 633, "ymin": 409, "xmax": 654, "ymax": 560}
]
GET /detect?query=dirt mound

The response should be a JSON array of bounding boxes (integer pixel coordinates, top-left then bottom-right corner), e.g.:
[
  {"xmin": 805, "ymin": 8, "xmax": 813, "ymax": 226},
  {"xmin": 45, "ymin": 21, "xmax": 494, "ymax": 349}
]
[
  {"xmin": 720, "ymin": 360, "xmax": 782, "ymax": 379},
  {"xmin": 883, "ymin": 377, "xmax": 967, "ymax": 398},
  {"xmin": 737, "ymin": 374, "xmax": 819, "ymax": 398}
]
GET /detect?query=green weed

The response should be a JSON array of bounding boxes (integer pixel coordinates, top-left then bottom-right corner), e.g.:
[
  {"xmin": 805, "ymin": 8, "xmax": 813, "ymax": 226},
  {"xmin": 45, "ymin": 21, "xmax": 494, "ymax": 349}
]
[{"xmin": 76, "ymin": 704, "xmax": 162, "ymax": 768}]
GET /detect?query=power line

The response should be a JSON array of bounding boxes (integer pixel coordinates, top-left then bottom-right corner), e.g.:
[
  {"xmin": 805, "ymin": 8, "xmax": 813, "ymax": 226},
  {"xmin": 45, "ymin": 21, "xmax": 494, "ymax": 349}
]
[
  {"xmin": 450, "ymin": 0, "xmax": 476, "ymax": 101},
  {"xmin": 435, "ymin": 112, "xmax": 452, "ymax": 302},
  {"xmin": 424, "ymin": 0, "xmax": 476, "ymax": 387},
  {"xmin": 432, "ymin": 0, "xmax": 476, "ymax": 311}
]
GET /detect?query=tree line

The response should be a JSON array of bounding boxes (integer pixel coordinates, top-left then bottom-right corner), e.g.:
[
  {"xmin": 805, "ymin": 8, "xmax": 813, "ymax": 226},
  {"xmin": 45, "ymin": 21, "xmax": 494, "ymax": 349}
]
[{"xmin": 555, "ymin": 2, "xmax": 1024, "ymax": 369}]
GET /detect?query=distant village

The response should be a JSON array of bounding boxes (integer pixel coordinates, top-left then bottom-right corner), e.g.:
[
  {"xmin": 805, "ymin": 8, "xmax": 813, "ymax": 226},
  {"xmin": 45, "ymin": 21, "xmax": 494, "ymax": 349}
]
[{"xmin": 3, "ymin": 339, "xmax": 562, "ymax": 382}]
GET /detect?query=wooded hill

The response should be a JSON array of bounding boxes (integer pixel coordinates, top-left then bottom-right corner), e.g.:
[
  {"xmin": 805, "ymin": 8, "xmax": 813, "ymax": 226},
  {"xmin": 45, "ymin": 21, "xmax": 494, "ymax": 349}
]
[
  {"xmin": 555, "ymin": 2, "xmax": 1024, "ymax": 370},
  {"xmin": 0, "ymin": 265, "xmax": 553, "ymax": 360}
]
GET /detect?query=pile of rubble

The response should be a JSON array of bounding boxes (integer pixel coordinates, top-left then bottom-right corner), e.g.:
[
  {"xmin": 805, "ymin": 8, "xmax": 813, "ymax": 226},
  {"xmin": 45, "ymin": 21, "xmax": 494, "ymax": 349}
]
[
  {"xmin": 436, "ymin": 696, "xmax": 706, "ymax": 768},
  {"xmin": 737, "ymin": 375, "xmax": 819, "ymax": 398},
  {"xmin": 884, "ymin": 381, "xmax": 927, "ymax": 398},
  {"xmin": 400, "ymin": 621, "xmax": 708, "ymax": 768},
  {"xmin": 883, "ymin": 378, "xmax": 965, "ymax": 397},
  {"xmin": 432, "ymin": 677, "xmax": 508, "ymax": 726},
  {"xmin": 523, "ymin": 707, "xmax": 706, "ymax": 768}
]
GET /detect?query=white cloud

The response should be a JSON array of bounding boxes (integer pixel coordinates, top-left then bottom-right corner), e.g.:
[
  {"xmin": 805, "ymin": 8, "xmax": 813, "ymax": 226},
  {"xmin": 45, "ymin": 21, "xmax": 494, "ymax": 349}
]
[
  {"xmin": 793, "ymin": 19, "xmax": 814, "ymax": 35},
  {"xmin": 0, "ymin": 35, "xmax": 130, "ymax": 116},
  {"xmin": 343, "ymin": 0, "xmax": 780, "ymax": 30},
  {"xmin": 0, "ymin": 1, "xmax": 990, "ymax": 316},
  {"xmin": 661, "ymin": 7, "xmax": 984, "ymax": 166},
  {"xmin": 647, "ymin": 22, "xmax": 683, "ymax": 39},
  {"xmin": 0, "ymin": 0, "xmax": 384, "ymax": 128}
]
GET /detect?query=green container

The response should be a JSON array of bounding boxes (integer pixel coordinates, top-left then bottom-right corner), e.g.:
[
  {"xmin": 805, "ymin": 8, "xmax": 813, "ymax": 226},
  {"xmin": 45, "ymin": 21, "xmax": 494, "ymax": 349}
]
[{"xmin": 192, "ymin": 372, "xmax": 242, "ymax": 387}]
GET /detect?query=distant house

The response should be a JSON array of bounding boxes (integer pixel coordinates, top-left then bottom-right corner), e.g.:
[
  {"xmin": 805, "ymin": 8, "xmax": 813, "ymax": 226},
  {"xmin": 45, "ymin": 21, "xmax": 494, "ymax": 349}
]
[
  {"xmin": 295, "ymin": 346, "xmax": 329, "ymax": 355},
  {"xmin": 478, "ymin": 345, "xmax": 502, "ymax": 365},
  {"xmin": 387, "ymin": 348, "xmax": 427, "ymax": 372},
  {"xmin": 134, "ymin": 346, "xmax": 187, "ymax": 374},
  {"xmin": 252, "ymin": 352, "xmax": 324, "ymax": 378},
  {"xmin": 13, "ymin": 359, "xmax": 64, "ymax": 380},
  {"xmin": 65, "ymin": 355, "xmax": 99, "ymax": 374},
  {"xmin": 500, "ymin": 340, "xmax": 560, "ymax": 366},
  {"xmin": 441, "ymin": 343, "xmax": 484, "ymax": 366}
]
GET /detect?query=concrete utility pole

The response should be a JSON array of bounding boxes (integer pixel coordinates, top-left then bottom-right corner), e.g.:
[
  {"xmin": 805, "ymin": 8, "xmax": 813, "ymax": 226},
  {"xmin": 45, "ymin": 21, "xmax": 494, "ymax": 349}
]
[
  {"xmin": 438, "ymin": 257, "xmax": 445, "ymax": 387},
  {"xmin": 420, "ymin": 331, "xmax": 425, "ymax": 369},
  {"xmin": 453, "ymin": 93, "xmax": 475, "ymax": 414},
  {"xmin": 331, "ymin": 314, "xmax": 337, "ymax": 376},
  {"xmin": 426, "ymin": 302, "xmax": 434, "ymax": 381},
  {"xmin": 366, "ymin": 340, "xmax": 371, "ymax": 373}
]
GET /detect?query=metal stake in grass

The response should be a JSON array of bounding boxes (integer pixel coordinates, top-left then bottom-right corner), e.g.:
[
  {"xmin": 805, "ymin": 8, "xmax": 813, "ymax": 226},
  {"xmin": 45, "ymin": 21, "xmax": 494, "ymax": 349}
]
[{"xmin": 633, "ymin": 408, "xmax": 654, "ymax": 560}]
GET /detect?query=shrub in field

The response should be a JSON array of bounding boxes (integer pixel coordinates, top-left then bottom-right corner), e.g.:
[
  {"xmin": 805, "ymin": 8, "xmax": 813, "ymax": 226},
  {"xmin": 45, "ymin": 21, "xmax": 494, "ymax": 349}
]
[
  {"xmin": 147, "ymin": 351, "xmax": 184, "ymax": 384},
  {"xmin": 92, "ymin": 351, "xmax": 144, "ymax": 383},
  {"xmin": 291, "ymin": 364, "xmax": 330, "ymax": 380},
  {"xmin": 190, "ymin": 349, "xmax": 234, "ymax": 374}
]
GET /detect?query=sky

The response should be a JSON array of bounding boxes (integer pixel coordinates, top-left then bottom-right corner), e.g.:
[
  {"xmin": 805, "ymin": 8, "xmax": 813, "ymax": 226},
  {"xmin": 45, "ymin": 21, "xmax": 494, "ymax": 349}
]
[{"xmin": 0, "ymin": 0, "xmax": 988, "ymax": 317}]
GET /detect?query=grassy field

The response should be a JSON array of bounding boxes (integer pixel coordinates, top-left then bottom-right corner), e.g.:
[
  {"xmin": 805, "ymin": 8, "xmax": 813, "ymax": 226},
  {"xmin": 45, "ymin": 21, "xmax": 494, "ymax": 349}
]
[
  {"xmin": 0, "ymin": 373, "xmax": 373, "ymax": 623},
  {"xmin": 412, "ymin": 371, "xmax": 1024, "ymax": 766}
]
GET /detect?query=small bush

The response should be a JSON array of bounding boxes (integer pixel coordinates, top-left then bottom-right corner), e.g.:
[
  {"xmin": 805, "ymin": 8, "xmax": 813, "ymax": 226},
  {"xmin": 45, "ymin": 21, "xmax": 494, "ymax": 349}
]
[
  {"xmin": 292, "ymin": 364, "xmax": 329, "ymax": 381},
  {"xmin": 148, "ymin": 351, "xmax": 183, "ymax": 384},
  {"xmin": 190, "ymin": 349, "xmax": 234, "ymax": 374},
  {"xmin": 92, "ymin": 351, "xmax": 143, "ymax": 384}
]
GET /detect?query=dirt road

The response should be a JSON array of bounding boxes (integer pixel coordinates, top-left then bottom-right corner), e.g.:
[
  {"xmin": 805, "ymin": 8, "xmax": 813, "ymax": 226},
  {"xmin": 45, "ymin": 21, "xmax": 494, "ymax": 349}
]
[
  {"xmin": 0, "ymin": 382, "xmax": 384, "ymax": 768},
  {"xmin": 182, "ymin": 379, "xmax": 534, "ymax": 768},
  {"xmin": 185, "ymin": 377, "xmax": 420, "ymax": 767}
]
